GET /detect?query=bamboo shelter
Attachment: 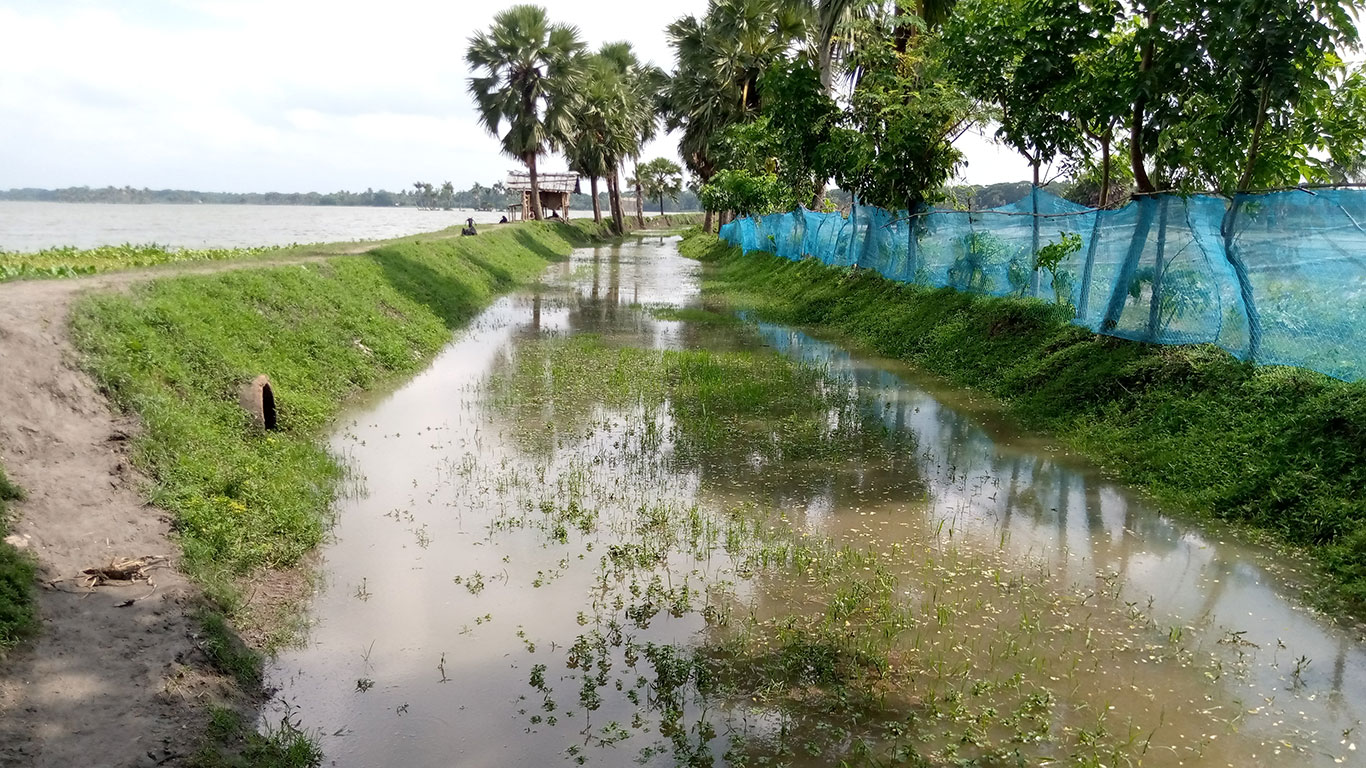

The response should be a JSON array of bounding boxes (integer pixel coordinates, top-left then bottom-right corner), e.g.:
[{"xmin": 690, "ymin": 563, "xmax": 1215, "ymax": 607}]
[{"xmin": 505, "ymin": 171, "xmax": 580, "ymax": 220}]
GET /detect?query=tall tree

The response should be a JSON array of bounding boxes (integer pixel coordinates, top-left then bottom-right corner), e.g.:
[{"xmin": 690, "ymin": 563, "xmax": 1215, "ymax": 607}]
[
  {"xmin": 466, "ymin": 5, "xmax": 585, "ymax": 221},
  {"xmin": 664, "ymin": 0, "xmax": 811, "ymax": 229},
  {"xmin": 635, "ymin": 157, "xmax": 684, "ymax": 215},
  {"xmin": 598, "ymin": 42, "xmax": 667, "ymax": 228},
  {"xmin": 564, "ymin": 53, "xmax": 636, "ymax": 229}
]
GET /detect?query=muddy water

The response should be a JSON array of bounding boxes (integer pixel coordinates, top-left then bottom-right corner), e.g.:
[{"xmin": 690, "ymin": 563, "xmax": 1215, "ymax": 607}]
[{"xmin": 269, "ymin": 236, "xmax": 1366, "ymax": 767}]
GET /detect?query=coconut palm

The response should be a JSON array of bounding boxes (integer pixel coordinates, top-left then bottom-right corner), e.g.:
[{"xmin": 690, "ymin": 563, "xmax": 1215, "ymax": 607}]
[{"xmin": 466, "ymin": 5, "xmax": 585, "ymax": 221}]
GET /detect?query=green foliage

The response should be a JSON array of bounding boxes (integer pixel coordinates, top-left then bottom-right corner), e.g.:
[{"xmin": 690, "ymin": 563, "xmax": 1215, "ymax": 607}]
[
  {"xmin": 70, "ymin": 223, "xmax": 578, "ymax": 616},
  {"xmin": 0, "ymin": 243, "xmax": 280, "ymax": 282},
  {"xmin": 699, "ymin": 169, "xmax": 786, "ymax": 217},
  {"xmin": 945, "ymin": 0, "xmax": 1114, "ymax": 177},
  {"xmin": 683, "ymin": 230, "xmax": 1366, "ymax": 610},
  {"xmin": 757, "ymin": 59, "xmax": 840, "ymax": 207},
  {"xmin": 192, "ymin": 705, "xmax": 322, "ymax": 768},
  {"xmin": 1034, "ymin": 231, "xmax": 1082, "ymax": 274},
  {"xmin": 664, "ymin": 0, "xmax": 811, "ymax": 184},
  {"xmin": 0, "ymin": 464, "xmax": 36, "ymax": 654},
  {"xmin": 197, "ymin": 609, "xmax": 263, "ymax": 688},
  {"xmin": 1128, "ymin": 0, "xmax": 1363, "ymax": 192},
  {"xmin": 828, "ymin": 15, "xmax": 977, "ymax": 210}
]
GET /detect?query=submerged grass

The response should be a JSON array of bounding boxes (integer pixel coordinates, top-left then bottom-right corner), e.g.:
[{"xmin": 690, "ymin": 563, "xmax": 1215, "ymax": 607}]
[
  {"xmin": 680, "ymin": 230, "xmax": 1366, "ymax": 609},
  {"xmin": 70, "ymin": 222, "xmax": 582, "ymax": 627},
  {"xmin": 471, "ymin": 334, "xmax": 1223, "ymax": 766},
  {"xmin": 0, "ymin": 463, "xmax": 36, "ymax": 654}
]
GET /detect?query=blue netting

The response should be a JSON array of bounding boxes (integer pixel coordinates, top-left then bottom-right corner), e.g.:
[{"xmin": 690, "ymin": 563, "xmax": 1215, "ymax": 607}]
[{"xmin": 718, "ymin": 189, "xmax": 1366, "ymax": 381}]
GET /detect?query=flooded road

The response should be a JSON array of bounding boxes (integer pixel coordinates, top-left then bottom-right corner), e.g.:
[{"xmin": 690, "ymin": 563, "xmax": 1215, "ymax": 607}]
[{"xmin": 269, "ymin": 236, "xmax": 1365, "ymax": 767}]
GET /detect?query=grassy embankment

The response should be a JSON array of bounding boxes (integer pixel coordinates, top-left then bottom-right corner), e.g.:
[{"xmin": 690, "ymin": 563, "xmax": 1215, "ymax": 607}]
[
  {"xmin": 0, "ymin": 464, "xmax": 35, "ymax": 655},
  {"xmin": 680, "ymin": 230, "xmax": 1366, "ymax": 610},
  {"xmin": 0, "ymin": 214, "xmax": 700, "ymax": 282},
  {"xmin": 68, "ymin": 222, "xmax": 587, "ymax": 764}
]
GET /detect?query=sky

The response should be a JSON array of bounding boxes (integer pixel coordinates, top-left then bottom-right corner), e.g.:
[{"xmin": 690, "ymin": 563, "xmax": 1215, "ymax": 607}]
[{"xmin": 0, "ymin": 0, "xmax": 1036, "ymax": 194}]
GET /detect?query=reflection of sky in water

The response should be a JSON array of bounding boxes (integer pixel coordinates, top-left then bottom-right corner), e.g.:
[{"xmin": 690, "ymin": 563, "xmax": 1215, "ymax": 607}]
[
  {"xmin": 753, "ymin": 322, "xmax": 1366, "ymax": 732},
  {"xmin": 270, "ymin": 236, "xmax": 1366, "ymax": 768}
]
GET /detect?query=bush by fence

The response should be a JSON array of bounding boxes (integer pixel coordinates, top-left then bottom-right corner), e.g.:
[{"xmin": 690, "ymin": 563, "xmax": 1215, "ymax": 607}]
[{"xmin": 720, "ymin": 188, "xmax": 1366, "ymax": 381}]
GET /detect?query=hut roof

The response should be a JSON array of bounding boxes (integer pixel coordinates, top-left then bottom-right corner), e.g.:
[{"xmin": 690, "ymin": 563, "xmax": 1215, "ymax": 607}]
[{"xmin": 506, "ymin": 171, "xmax": 581, "ymax": 194}]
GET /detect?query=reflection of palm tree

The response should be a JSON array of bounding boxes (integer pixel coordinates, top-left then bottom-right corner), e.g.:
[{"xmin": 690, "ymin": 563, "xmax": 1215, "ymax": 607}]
[{"xmin": 466, "ymin": 5, "xmax": 585, "ymax": 221}]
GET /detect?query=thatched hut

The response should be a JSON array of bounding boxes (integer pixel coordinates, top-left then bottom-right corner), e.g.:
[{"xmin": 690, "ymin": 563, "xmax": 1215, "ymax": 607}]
[{"xmin": 505, "ymin": 171, "xmax": 580, "ymax": 220}]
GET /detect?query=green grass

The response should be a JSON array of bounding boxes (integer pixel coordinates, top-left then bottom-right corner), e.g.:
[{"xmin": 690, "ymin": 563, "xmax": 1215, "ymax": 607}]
[
  {"xmin": 191, "ymin": 705, "xmax": 322, "ymax": 768},
  {"xmin": 0, "ymin": 464, "xmax": 36, "ymax": 654},
  {"xmin": 681, "ymin": 229, "xmax": 1366, "ymax": 610},
  {"xmin": 70, "ymin": 222, "xmax": 584, "ymax": 626},
  {"xmin": 0, "ymin": 243, "xmax": 285, "ymax": 281}
]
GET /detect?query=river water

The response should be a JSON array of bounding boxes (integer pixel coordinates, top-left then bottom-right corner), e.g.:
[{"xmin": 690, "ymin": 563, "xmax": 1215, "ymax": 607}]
[
  {"xmin": 268, "ymin": 236, "xmax": 1365, "ymax": 767},
  {"xmin": 0, "ymin": 201, "xmax": 507, "ymax": 251}
]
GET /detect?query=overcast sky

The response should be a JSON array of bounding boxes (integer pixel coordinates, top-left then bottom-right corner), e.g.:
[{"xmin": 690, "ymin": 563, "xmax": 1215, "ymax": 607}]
[{"xmin": 0, "ymin": 0, "xmax": 1035, "ymax": 194}]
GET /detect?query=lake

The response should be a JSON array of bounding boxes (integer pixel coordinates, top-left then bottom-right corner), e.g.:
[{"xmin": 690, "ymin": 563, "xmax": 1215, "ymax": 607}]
[{"xmin": 0, "ymin": 202, "xmax": 513, "ymax": 251}]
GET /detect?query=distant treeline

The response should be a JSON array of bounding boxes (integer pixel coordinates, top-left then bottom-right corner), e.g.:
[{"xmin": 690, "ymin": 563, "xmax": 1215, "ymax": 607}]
[
  {"xmin": 0, "ymin": 181, "xmax": 1065, "ymax": 212},
  {"xmin": 0, "ymin": 184, "xmax": 705, "ymax": 212}
]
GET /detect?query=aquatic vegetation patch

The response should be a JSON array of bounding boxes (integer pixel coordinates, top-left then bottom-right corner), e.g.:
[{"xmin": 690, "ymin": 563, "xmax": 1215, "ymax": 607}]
[
  {"xmin": 0, "ymin": 243, "xmax": 284, "ymax": 281},
  {"xmin": 681, "ymin": 230, "xmax": 1366, "ymax": 612},
  {"xmin": 447, "ymin": 334, "xmax": 1287, "ymax": 766},
  {"xmin": 484, "ymin": 333, "xmax": 906, "ymax": 468}
]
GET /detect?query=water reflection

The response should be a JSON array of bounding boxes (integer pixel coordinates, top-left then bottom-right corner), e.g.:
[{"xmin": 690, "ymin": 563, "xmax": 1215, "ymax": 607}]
[
  {"xmin": 269, "ymin": 236, "xmax": 1365, "ymax": 767},
  {"xmin": 754, "ymin": 322, "xmax": 1366, "ymax": 703}
]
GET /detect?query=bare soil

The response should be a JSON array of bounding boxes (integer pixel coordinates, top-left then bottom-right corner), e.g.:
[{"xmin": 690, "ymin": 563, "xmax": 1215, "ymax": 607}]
[{"xmin": 0, "ymin": 258, "xmax": 333, "ymax": 768}]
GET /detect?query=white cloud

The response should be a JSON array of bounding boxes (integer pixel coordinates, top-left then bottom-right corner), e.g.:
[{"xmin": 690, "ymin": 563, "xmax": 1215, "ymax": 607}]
[{"xmin": 0, "ymin": 0, "xmax": 1041, "ymax": 193}]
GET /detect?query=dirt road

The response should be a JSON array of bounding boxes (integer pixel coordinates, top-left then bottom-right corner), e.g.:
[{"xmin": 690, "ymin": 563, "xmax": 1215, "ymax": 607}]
[{"xmin": 0, "ymin": 257, "xmax": 333, "ymax": 767}]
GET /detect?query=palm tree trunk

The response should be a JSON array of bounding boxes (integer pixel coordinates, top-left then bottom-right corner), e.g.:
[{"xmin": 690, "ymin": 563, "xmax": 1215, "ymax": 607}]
[
  {"xmin": 703, "ymin": 209, "xmax": 714, "ymax": 234},
  {"xmin": 590, "ymin": 176, "xmax": 603, "ymax": 224},
  {"xmin": 528, "ymin": 155, "xmax": 545, "ymax": 220},
  {"xmin": 631, "ymin": 158, "xmax": 645, "ymax": 228},
  {"xmin": 607, "ymin": 171, "xmax": 625, "ymax": 234}
]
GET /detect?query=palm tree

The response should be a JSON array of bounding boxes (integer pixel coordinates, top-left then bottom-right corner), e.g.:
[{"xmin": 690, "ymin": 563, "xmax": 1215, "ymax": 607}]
[
  {"xmin": 596, "ymin": 43, "xmax": 667, "ymax": 228},
  {"xmin": 664, "ymin": 0, "xmax": 810, "ymax": 230},
  {"xmin": 564, "ymin": 54, "xmax": 636, "ymax": 230},
  {"xmin": 466, "ymin": 5, "xmax": 585, "ymax": 221}
]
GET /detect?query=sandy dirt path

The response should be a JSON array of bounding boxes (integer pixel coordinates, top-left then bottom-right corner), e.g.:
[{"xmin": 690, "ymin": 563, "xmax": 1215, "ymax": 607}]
[{"xmin": 0, "ymin": 255, "xmax": 341, "ymax": 768}]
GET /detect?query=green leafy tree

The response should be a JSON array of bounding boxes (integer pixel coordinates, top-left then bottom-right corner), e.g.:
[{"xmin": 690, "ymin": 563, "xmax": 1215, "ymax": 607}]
[
  {"xmin": 699, "ymin": 169, "xmax": 786, "ymax": 217},
  {"xmin": 827, "ymin": 9, "xmax": 978, "ymax": 211},
  {"xmin": 1127, "ymin": 0, "xmax": 1362, "ymax": 193},
  {"xmin": 636, "ymin": 158, "xmax": 684, "ymax": 215},
  {"xmin": 466, "ymin": 5, "xmax": 585, "ymax": 220},
  {"xmin": 759, "ymin": 59, "xmax": 841, "ymax": 209}
]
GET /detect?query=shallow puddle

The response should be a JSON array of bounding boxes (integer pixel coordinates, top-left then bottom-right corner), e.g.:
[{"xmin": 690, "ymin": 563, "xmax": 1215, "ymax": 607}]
[{"xmin": 269, "ymin": 236, "xmax": 1365, "ymax": 767}]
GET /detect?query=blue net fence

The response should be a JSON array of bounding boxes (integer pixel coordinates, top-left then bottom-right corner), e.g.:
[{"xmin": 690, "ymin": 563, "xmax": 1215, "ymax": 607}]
[{"xmin": 718, "ymin": 188, "xmax": 1366, "ymax": 382}]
